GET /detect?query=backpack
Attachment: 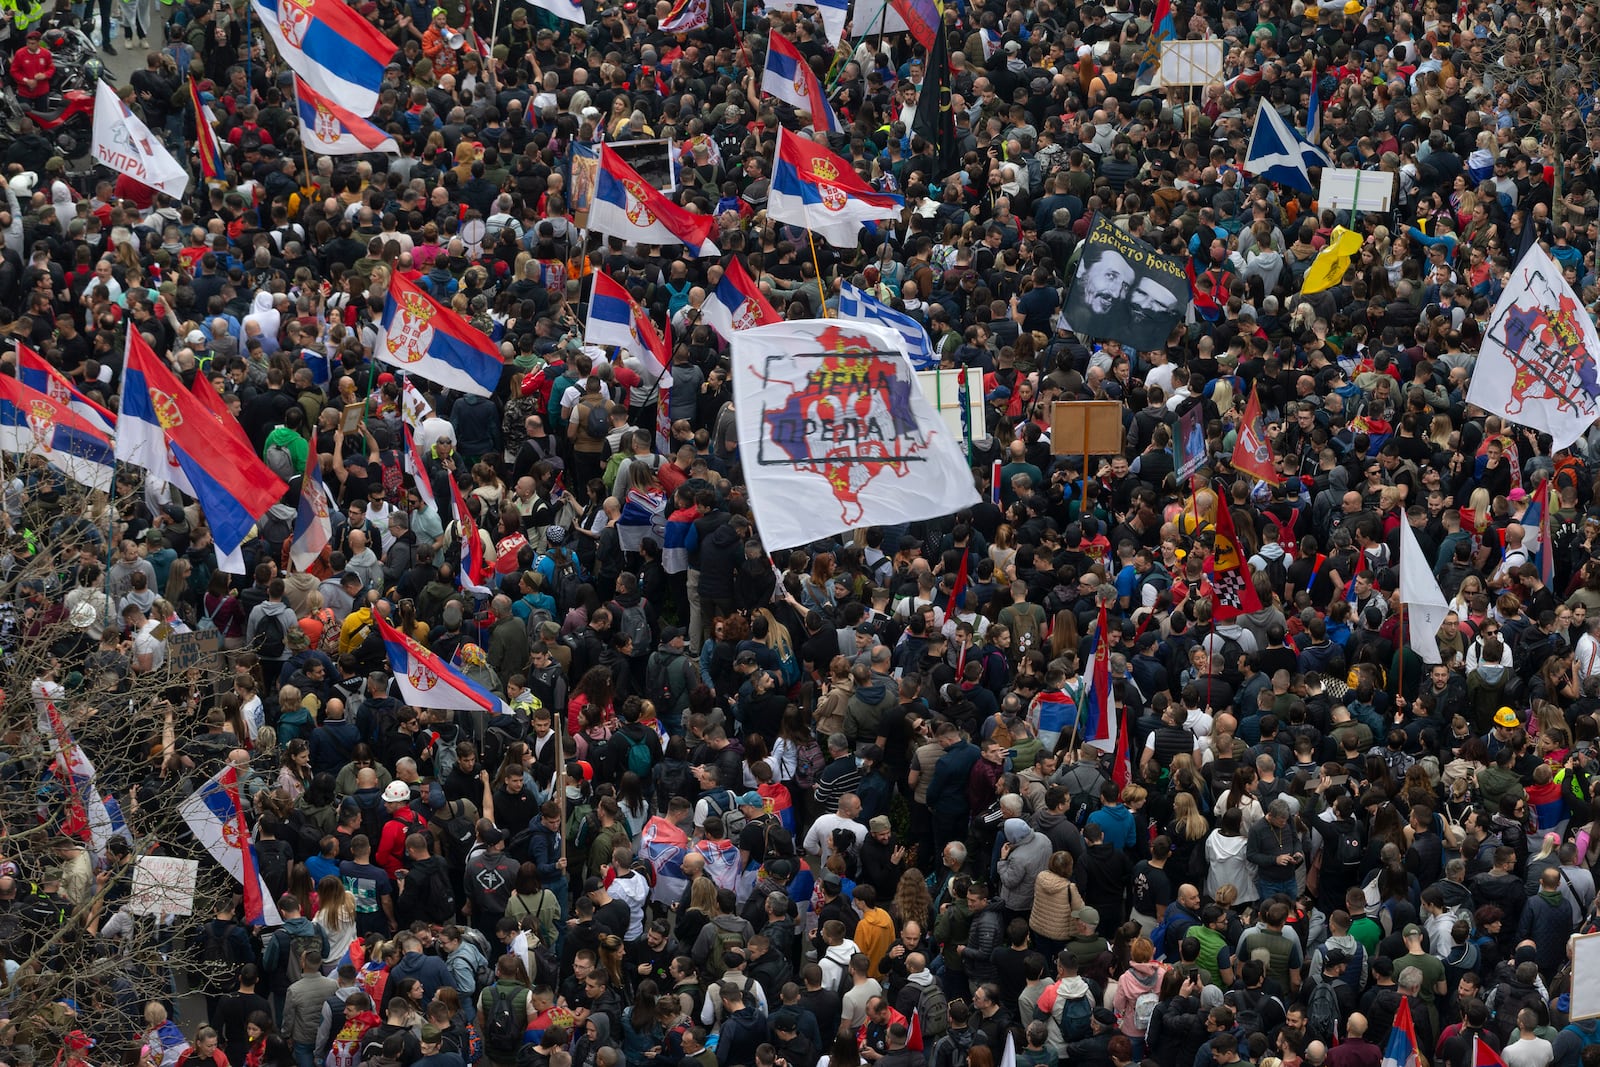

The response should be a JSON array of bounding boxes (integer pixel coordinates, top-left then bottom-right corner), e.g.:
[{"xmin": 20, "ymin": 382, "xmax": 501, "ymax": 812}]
[
  {"xmin": 709, "ymin": 790, "xmax": 748, "ymax": 837},
  {"xmin": 483, "ymin": 984, "xmax": 522, "ymax": 1055},
  {"xmin": 264, "ymin": 441, "xmax": 296, "ymax": 479},
  {"xmin": 918, "ymin": 982, "xmax": 949, "ymax": 1039},
  {"xmin": 431, "ymin": 801, "xmax": 476, "ymax": 866},
  {"xmin": 1306, "ymin": 980, "xmax": 1341, "ymax": 1043},
  {"xmin": 710, "ymin": 923, "xmax": 746, "ymax": 969},
  {"xmin": 621, "ymin": 728, "xmax": 656, "ymax": 778},
  {"xmin": 197, "ymin": 596, "xmax": 222, "ymax": 633},
  {"xmin": 254, "ymin": 610, "xmax": 288, "ymax": 660},
  {"xmin": 549, "ymin": 551, "xmax": 583, "ymax": 613},
  {"xmin": 1224, "ymin": 988, "xmax": 1272, "ymax": 1037},
  {"xmin": 612, "ymin": 599, "xmax": 653, "ymax": 654},
  {"xmin": 1133, "ymin": 991, "xmax": 1160, "ymax": 1034},
  {"xmin": 277, "ymin": 930, "xmax": 324, "ymax": 981},
  {"xmin": 793, "ymin": 737, "xmax": 823, "ymax": 789},
  {"xmin": 521, "ymin": 597, "xmax": 554, "ymax": 642},
  {"xmin": 584, "ymin": 401, "xmax": 609, "ymax": 439},
  {"xmin": 1056, "ymin": 985, "xmax": 1095, "ymax": 1041},
  {"xmin": 647, "ymin": 651, "xmax": 689, "ymax": 711},
  {"xmin": 1335, "ymin": 824, "xmax": 1364, "ymax": 868}
]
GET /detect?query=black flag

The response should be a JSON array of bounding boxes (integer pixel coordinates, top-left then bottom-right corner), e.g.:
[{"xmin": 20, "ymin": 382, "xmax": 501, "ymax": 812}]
[{"xmin": 911, "ymin": 27, "xmax": 958, "ymax": 183}]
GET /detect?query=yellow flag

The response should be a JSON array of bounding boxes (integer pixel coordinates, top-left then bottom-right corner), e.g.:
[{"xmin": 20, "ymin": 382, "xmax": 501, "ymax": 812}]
[{"xmin": 1300, "ymin": 226, "xmax": 1364, "ymax": 294}]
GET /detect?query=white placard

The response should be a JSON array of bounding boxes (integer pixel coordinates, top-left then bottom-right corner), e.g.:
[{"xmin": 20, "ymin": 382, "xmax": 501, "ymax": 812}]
[
  {"xmin": 1159, "ymin": 40, "xmax": 1224, "ymax": 88},
  {"xmin": 129, "ymin": 856, "xmax": 199, "ymax": 917},
  {"xmin": 1318, "ymin": 167, "xmax": 1393, "ymax": 213},
  {"xmin": 1572, "ymin": 931, "xmax": 1600, "ymax": 1020},
  {"xmin": 917, "ymin": 369, "xmax": 984, "ymax": 449}
]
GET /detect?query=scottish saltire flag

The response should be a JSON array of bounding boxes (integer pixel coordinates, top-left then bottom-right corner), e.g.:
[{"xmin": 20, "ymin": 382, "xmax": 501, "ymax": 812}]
[
  {"xmin": 836, "ymin": 282, "xmax": 936, "ymax": 368},
  {"xmin": 1382, "ymin": 997, "xmax": 1419, "ymax": 1067},
  {"xmin": 15, "ymin": 344, "xmax": 115, "ymax": 435},
  {"xmin": 117, "ymin": 331, "xmax": 287, "ymax": 555},
  {"xmin": 768, "ymin": 127, "xmax": 904, "ymax": 248},
  {"xmin": 189, "ymin": 78, "xmax": 225, "ymax": 179},
  {"xmin": 0, "ymin": 375, "xmax": 114, "ymax": 492},
  {"xmin": 179, "ymin": 765, "xmax": 282, "ymax": 926},
  {"xmin": 701, "ymin": 257, "xmax": 781, "ymax": 342},
  {"xmin": 377, "ymin": 614, "xmax": 509, "ymax": 713},
  {"xmin": 402, "ymin": 423, "xmax": 437, "ymax": 514},
  {"xmin": 1133, "ymin": 0, "xmax": 1173, "ymax": 94},
  {"xmin": 762, "ymin": 33, "xmax": 843, "ymax": 133},
  {"xmin": 1245, "ymin": 102, "xmax": 1331, "ymax": 194},
  {"xmin": 659, "ymin": 0, "xmax": 708, "ymax": 32},
  {"xmin": 250, "ymin": 0, "xmax": 394, "ymax": 115},
  {"xmin": 588, "ymin": 272, "xmax": 670, "ymax": 380},
  {"xmin": 294, "ymin": 75, "xmax": 397, "ymax": 155},
  {"xmin": 289, "ymin": 429, "xmax": 333, "ymax": 572},
  {"xmin": 36, "ymin": 699, "xmax": 131, "ymax": 862},
  {"xmin": 590, "ymin": 144, "xmax": 720, "ymax": 256},
  {"xmin": 379, "ymin": 272, "xmax": 504, "ymax": 397}
]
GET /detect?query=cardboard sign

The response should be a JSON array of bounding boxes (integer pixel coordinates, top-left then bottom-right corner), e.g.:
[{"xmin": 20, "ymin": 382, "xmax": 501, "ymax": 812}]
[
  {"xmin": 129, "ymin": 856, "xmax": 199, "ymax": 916},
  {"xmin": 167, "ymin": 629, "xmax": 221, "ymax": 674},
  {"xmin": 1051, "ymin": 401, "xmax": 1125, "ymax": 456}
]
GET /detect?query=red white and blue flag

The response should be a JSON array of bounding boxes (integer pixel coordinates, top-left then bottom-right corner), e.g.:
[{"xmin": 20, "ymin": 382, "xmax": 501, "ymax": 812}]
[
  {"xmin": 379, "ymin": 271, "xmax": 504, "ymax": 397},
  {"xmin": 448, "ymin": 472, "xmax": 491, "ymax": 595},
  {"xmin": 294, "ymin": 75, "xmax": 397, "ymax": 156},
  {"xmin": 0, "ymin": 374, "xmax": 114, "ymax": 493},
  {"xmin": 1031, "ymin": 687, "xmax": 1077, "ymax": 752},
  {"xmin": 769, "ymin": 127, "xmax": 904, "ymax": 248},
  {"xmin": 1081, "ymin": 600, "xmax": 1120, "ymax": 760},
  {"xmin": 762, "ymin": 33, "xmax": 843, "ymax": 133},
  {"xmin": 659, "ymin": 0, "xmax": 709, "ymax": 32},
  {"xmin": 289, "ymin": 429, "xmax": 334, "ymax": 572},
  {"xmin": 588, "ymin": 272, "xmax": 670, "ymax": 381},
  {"xmin": 402, "ymin": 422, "xmax": 437, "ymax": 514},
  {"xmin": 1524, "ymin": 476, "xmax": 1556, "ymax": 591},
  {"xmin": 377, "ymin": 614, "xmax": 509, "ymax": 714},
  {"xmin": 117, "ymin": 330, "xmax": 287, "ymax": 555},
  {"xmin": 179, "ymin": 764, "xmax": 282, "ymax": 926},
  {"xmin": 15, "ymin": 343, "xmax": 115, "ymax": 433},
  {"xmin": 590, "ymin": 144, "xmax": 720, "ymax": 257},
  {"xmin": 250, "ymin": 0, "xmax": 394, "ymax": 116},
  {"xmin": 700, "ymin": 257, "xmax": 780, "ymax": 343},
  {"xmin": 1381, "ymin": 996, "xmax": 1420, "ymax": 1067},
  {"xmin": 35, "ymin": 697, "xmax": 130, "ymax": 862}
]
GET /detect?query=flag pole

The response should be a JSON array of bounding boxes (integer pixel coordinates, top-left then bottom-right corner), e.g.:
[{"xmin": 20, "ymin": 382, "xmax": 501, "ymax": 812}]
[
  {"xmin": 291, "ymin": 80, "xmax": 315, "ymax": 200},
  {"xmin": 806, "ymin": 230, "xmax": 830, "ymax": 317}
]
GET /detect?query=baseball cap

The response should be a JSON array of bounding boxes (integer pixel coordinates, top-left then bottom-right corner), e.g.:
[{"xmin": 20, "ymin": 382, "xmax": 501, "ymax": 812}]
[
  {"xmin": 1494, "ymin": 707, "xmax": 1520, "ymax": 728},
  {"xmin": 734, "ymin": 650, "xmax": 759, "ymax": 666},
  {"xmin": 584, "ymin": 876, "xmax": 605, "ymax": 894},
  {"xmin": 1402, "ymin": 923, "xmax": 1423, "ymax": 938},
  {"xmin": 382, "ymin": 781, "xmax": 411, "ymax": 803},
  {"xmin": 736, "ymin": 791, "xmax": 765, "ymax": 808},
  {"xmin": 185, "ymin": 329, "xmax": 206, "ymax": 346},
  {"xmin": 662, "ymin": 625, "xmax": 685, "ymax": 643},
  {"xmin": 821, "ymin": 870, "xmax": 842, "ymax": 889},
  {"xmin": 856, "ymin": 743, "xmax": 883, "ymax": 762},
  {"xmin": 1075, "ymin": 906, "xmax": 1100, "ymax": 927}
]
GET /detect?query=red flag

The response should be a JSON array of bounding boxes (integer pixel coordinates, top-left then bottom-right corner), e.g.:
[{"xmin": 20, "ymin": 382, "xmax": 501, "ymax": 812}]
[
  {"xmin": 949, "ymin": 551, "xmax": 970, "ymax": 612},
  {"xmin": 907, "ymin": 1010, "xmax": 923, "ymax": 1051},
  {"xmin": 1475, "ymin": 1037, "xmax": 1505, "ymax": 1067},
  {"xmin": 1112, "ymin": 693, "xmax": 1132, "ymax": 789},
  {"xmin": 1211, "ymin": 497, "xmax": 1263, "ymax": 622},
  {"xmin": 1230, "ymin": 386, "xmax": 1281, "ymax": 484}
]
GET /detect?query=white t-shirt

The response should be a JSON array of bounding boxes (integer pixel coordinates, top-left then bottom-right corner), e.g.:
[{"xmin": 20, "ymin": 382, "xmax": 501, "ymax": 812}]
[
  {"xmin": 132, "ymin": 619, "xmax": 166, "ymax": 672},
  {"xmin": 803, "ymin": 812, "xmax": 866, "ymax": 872}
]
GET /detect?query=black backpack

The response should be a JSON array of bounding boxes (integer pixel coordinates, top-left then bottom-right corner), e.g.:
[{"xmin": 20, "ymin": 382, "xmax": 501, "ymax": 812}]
[
  {"xmin": 484, "ymin": 983, "xmax": 522, "ymax": 1054},
  {"xmin": 584, "ymin": 401, "xmax": 609, "ymax": 439},
  {"xmin": 255, "ymin": 610, "xmax": 288, "ymax": 660},
  {"xmin": 430, "ymin": 801, "xmax": 476, "ymax": 866}
]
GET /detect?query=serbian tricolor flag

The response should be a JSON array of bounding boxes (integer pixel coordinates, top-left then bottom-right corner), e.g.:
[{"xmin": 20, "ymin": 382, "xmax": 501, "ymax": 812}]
[
  {"xmin": 948, "ymin": 550, "xmax": 970, "ymax": 611},
  {"xmin": 0, "ymin": 374, "xmax": 115, "ymax": 493},
  {"xmin": 659, "ymin": 0, "xmax": 709, "ymax": 32},
  {"xmin": 991, "ymin": 458, "xmax": 1003, "ymax": 504},
  {"xmin": 250, "ymin": 0, "xmax": 394, "ymax": 115},
  {"xmin": 294, "ymin": 75, "xmax": 398, "ymax": 155},
  {"xmin": 379, "ymin": 271, "xmax": 503, "ymax": 397},
  {"xmin": 448, "ymin": 472, "xmax": 491, "ymax": 595},
  {"xmin": 289, "ymin": 428, "xmax": 334, "ymax": 572},
  {"xmin": 15, "ymin": 342, "xmax": 115, "ymax": 433},
  {"xmin": 1382, "ymin": 997, "xmax": 1419, "ymax": 1067},
  {"xmin": 1524, "ymin": 476, "xmax": 1555, "ymax": 590},
  {"xmin": 403, "ymin": 422, "xmax": 436, "ymax": 513},
  {"xmin": 1082, "ymin": 601, "xmax": 1119, "ymax": 757},
  {"xmin": 1230, "ymin": 386, "xmax": 1281, "ymax": 484},
  {"xmin": 179, "ymin": 765, "xmax": 282, "ymax": 925},
  {"xmin": 35, "ymin": 698, "xmax": 130, "ymax": 862},
  {"xmin": 768, "ymin": 126, "xmax": 904, "ymax": 248},
  {"xmin": 1031, "ymin": 688, "xmax": 1077, "ymax": 752},
  {"xmin": 762, "ymin": 32, "xmax": 843, "ymax": 134},
  {"xmin": 189, "ymin": 78, "xmax": 224, "ymax": 179},
  {"xmin": 1345, "ymin": 548, "xmax": 1366, "ymax": 603},
  {"xmin": 1224, "ymin": 68, "xmax": 1263, "ymax": 94},
  {"xmin": 587, "ymin": 271, "xmax": 670, "ymax": 381},
  {"xmin": 377, "ymin": 614, "xmax": 510, "ymax": 714},
  {"xmin": 700, "ymin": 257, "xmax": 780, "ymax": 343},
  {"xmin": 590, "ymin": 143, "xmax": 719, "ymax": 256}
]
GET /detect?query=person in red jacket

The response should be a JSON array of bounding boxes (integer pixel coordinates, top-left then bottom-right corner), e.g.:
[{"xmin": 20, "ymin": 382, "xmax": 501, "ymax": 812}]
[
  {"xmin": 375, "ymin": 779, "xmax": 426, "ymax": 874},
  {"xmin": 12, "ymin": 31, "xmax": 54, "ymax": 104}
]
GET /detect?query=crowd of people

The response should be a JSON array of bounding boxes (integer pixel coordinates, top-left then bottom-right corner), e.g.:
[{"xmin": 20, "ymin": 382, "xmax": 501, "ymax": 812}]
[{"xmin": 0, "ymin": 0, "xmax": 1598, "ymax": 1065}]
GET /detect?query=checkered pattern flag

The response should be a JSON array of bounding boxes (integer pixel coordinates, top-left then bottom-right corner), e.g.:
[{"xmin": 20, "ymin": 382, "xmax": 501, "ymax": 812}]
[{"xmin": 1214, "ymin": 568, "xmax": 1247, "ymax": 611}]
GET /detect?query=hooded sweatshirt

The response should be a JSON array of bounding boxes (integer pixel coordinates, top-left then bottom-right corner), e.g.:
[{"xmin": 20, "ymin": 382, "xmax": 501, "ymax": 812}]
[
  {"xmin": 1043, "ymin": 976, "xmax": 1095, "ymax": 1056},
  {"xmin": 855, "ymin": 906, "xmax": 896, "ymax": 980},
  {"xmin": 998, "ymin": 820, "xmax": 1052, "ymax": 912},
  {"xmin": 1113, "ymin": 962, "xmax": 1164, "ymax": 1037},
  {"xmin": 821, "ymin": 938, "xmax": 861, "ymax": 992}
]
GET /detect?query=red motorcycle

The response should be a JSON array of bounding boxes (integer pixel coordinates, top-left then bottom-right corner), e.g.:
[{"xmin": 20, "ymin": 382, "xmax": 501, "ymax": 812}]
[{"xmin": 22, "ymin": 85, "xmax": 95, "ymax": 158}]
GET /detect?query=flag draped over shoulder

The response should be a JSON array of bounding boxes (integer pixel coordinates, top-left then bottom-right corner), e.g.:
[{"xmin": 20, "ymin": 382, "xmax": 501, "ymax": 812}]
[
  {"xmin": 377, "ymin": 614, "xmax": 509, "ymax": 713},
  {"xmin": 1301, "ymin": 226, "xmax": 1363, "ymax": 294}
]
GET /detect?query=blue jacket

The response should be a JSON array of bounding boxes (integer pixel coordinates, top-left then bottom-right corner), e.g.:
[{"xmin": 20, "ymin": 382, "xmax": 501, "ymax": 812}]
[
  {"xmin": 928, "ymin": 742, "xmax": 980, "ymax": 818},
  {"xmin": 309, "ymin": 718, "xmax": 361, "ymax": 777},
  {"xmin": 526, "ymin": 820, "xmax": 565, "ymax": 890},
  {"xmin": 388, "ymin": 950, "xmax": 451, "ymax": 1004},
  {"xmin": 1088, "ymin": 803, "xmax": 1136, "ymax": 850}
]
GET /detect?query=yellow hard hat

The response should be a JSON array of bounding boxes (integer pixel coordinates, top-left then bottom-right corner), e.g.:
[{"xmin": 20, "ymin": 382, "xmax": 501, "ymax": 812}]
[{"xmin": 1493, "ymin": 707, "xmax": 1520, "ymax": 729}]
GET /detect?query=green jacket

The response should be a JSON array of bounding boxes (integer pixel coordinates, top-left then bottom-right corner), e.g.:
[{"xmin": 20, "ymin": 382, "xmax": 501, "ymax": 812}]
[{"xmin": 264, "ymin": 425, "xmax": 309, "ymax": 474}]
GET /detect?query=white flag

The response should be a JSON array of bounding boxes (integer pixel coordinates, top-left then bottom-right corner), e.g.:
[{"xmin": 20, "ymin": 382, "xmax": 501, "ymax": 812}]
[
  {"xmin": 729, "ymin": 319, "xmax": 979, "ymax": 549},
  {"xmin": 401, "ymin": 378, "xmax": 434, "ymax": 430},
  {"xmin": 1465, "ymin": 241, "xmax": 1600, "ymax": 452},
  {"xmin": 92, "ymin": 81, "xmax": 189, "ymax": 199},
  {"xmin": 1399, "ymin": 519, "xmax": 1450, "ymax": 665}
]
